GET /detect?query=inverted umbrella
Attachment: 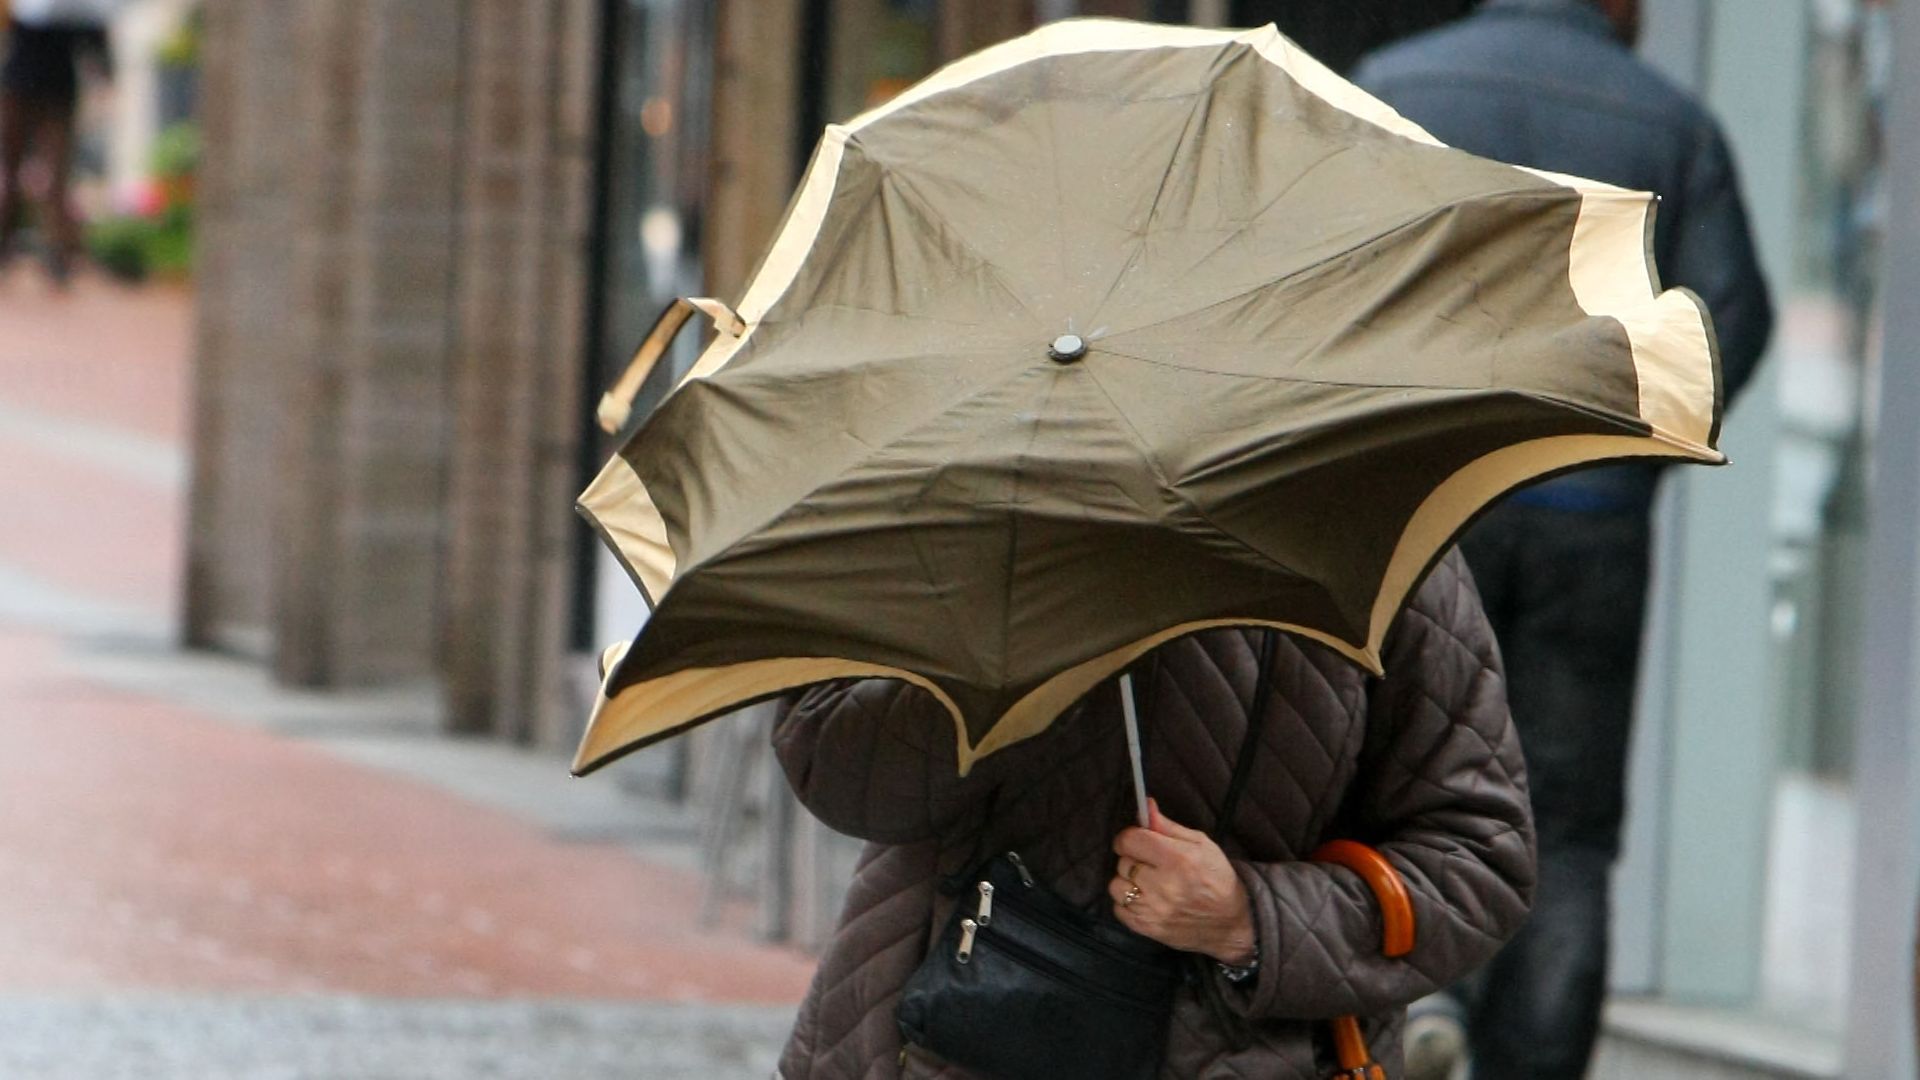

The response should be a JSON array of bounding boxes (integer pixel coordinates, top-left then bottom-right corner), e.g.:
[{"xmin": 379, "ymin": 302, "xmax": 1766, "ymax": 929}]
[{"xmin": 573, "ymin": 19, "xmax": 1722, "ymax": 777}]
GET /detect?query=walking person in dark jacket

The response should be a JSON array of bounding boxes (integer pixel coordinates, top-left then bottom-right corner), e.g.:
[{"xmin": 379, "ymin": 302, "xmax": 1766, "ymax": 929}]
[{"xmin": 1353, "ymin": 2, "xmax": 1774, "ymax": 1077}]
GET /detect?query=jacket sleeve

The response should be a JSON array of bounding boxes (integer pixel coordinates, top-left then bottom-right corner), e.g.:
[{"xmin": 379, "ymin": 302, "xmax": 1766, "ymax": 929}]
[
  {"xmin": 1667, "ymin": 117, "xmax": 1774, "ymax": 409},
  {"xmin": 771, "ymin": 679, "xmax": 999, "ymax": 845},
  {"xmin": 1225, "ymin": 552, "xmax": 1536, "ymax": 1020}
]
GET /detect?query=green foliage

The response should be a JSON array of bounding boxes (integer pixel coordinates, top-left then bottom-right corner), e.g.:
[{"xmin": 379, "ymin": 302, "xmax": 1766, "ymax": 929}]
[
  {"xmin": 87, "ymin": 217, "xmax": 156, "ymax": 282},
  {"xmin": 156, "ymin": 12, "xmax": 202, "ymax": 70},
  {"xmin": 151, "ymin": 122, "xmax": 200, "ymax": 182},
  {"xmin": 147, "ymin": 204, "xmax": 195, "ymax": 276},
  {"xmin": 89, "ymin": 190, "xmax": 197, "ymax": 284},
  {"xmin": 88, "ymin": 122, "xmax": 200, "ymax": 282},
  {"xmin": 87, "ymin": 207, "xmax": 196, "ymax": 283}
]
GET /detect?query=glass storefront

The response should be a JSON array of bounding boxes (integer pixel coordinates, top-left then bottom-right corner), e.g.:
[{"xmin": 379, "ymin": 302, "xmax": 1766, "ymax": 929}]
[
  {"xmin": 1618, "ymin": 0, "xmax": 1893, "ymax": 1045},
  {"xmin": 588, "ymin": 0, "xmax": 719, "ymax": 652},
  {"xmin": 1753, "ymin": 0, "xmax": 1889, "ymax": 1030},
  {"xmin": 596, "ymin": 0, "xmax": 718, "ymax": 409}
]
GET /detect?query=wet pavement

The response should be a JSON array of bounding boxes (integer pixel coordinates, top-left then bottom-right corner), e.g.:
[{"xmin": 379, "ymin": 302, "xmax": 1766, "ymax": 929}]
[
  {"xmin": 0, "ymin": 269, "xmax": 813, "ymax": 1076},
  {"xmin": 0, "ymin": 997, "xmax": 794, "ymax": 1079}
]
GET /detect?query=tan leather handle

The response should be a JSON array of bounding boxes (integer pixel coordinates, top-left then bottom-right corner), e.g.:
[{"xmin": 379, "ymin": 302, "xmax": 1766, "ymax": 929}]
[
  {"xmin": 596, "ymin": 297, "xmax": 745, "ymax": 433},
  {"xmin": 1310, "ymin": 840, "xmax": 1414, "ymax": 1080}
]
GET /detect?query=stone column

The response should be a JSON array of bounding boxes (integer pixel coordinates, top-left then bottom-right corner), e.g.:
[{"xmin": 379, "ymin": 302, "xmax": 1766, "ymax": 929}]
[
  {"xmin": 188, "ymin": 0, "xmax": 464, "ymax": 687},
  {"xmin": 181, "ymin": 0, "xmax": 301, "ymax": 658},
  {"xmin": 270, "ymin": 0, "xmax": 366, "ymax": 686},
  {"xmin": 440, "ymin": 0, "xmax": 602, "ymax": 743}
]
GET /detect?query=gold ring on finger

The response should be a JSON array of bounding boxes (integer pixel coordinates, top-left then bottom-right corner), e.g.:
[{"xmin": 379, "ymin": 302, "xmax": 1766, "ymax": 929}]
[{"xmin": 1122, "ymin": 883, "xmax": 1142, "ymax": 907}]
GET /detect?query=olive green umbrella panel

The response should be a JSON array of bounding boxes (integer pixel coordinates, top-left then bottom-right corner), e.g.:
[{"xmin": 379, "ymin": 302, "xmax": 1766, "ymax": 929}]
[{"xmin": 574, "ymin": 19, "xmax": 1722, "ymax": 776}]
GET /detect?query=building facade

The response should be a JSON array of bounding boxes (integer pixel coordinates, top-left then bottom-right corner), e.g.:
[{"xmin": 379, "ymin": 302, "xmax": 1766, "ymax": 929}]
[
  {"xmin": 185, "ymin": 1, "xmax": 1920, "ymax": 1073},
  {"xmin": 601, "ymin": 2, "xmax": 1920, "ymax": 1072},
  {"xmin": 187, "ymin": 0, "xmax": 601, "ymax": 746}
]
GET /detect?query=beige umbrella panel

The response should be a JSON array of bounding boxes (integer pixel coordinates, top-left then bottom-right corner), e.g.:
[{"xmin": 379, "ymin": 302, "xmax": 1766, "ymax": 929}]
[{"xmin": 574, "ymin": 19, "xmax": 1722, "ymax": 777}]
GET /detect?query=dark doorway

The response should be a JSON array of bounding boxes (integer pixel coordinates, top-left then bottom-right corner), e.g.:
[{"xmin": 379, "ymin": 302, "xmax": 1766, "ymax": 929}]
[{"xmin": 575, "ymin": 0, "xmax": 720, "ymax": 651}]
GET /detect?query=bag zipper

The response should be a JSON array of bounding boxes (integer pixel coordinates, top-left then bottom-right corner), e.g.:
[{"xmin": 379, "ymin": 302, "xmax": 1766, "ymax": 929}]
[
  {"xmin": 991, "ymin": 873, "xmax": 1173, "ymax": 977},
  {"xmin": 1006, "ymin": 851, "xmax": 1036, "ymax": 887},
  {"xmin": 973, "ymin": 922, "xmax": 1167, "ymax": 1013}
]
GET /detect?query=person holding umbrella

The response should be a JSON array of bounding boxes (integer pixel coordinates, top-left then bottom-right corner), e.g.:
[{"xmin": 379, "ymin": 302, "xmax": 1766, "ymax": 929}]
[
  {"xmin": 772, "ymin": 557, "xmax": 1534, "ymax": 1078},
  {"xmin": 569, "ymin": 19, "xmax": 1729, "ymax": 1080}
]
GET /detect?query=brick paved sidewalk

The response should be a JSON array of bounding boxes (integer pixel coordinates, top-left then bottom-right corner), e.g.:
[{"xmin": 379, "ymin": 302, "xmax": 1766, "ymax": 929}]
[{"xmin": 0, "ymin": 271, "xmax": 816, "ymax": 1077}]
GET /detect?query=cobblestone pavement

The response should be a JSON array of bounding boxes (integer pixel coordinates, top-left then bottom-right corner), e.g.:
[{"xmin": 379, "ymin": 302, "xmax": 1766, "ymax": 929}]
[{"xmin": 0, "ymin": 270, "xmax": 814, "ymax": 1075}]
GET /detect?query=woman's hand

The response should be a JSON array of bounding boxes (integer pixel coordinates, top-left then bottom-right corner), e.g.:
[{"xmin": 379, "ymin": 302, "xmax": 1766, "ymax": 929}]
[{"xmin": 1110, "ymin": 799, "xmax": 1256, "ymax": 965}]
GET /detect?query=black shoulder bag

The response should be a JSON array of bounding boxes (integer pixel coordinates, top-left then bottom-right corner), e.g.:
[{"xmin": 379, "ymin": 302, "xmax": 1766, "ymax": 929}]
[{"xmin": 897, "ymin": 631, "xmax": 1279, "ymax": 1080}]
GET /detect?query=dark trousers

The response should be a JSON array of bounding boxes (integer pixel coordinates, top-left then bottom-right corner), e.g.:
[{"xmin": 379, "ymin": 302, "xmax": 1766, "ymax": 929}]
[
  {"xmin": 1, "ymin": 19, "xmax": 93, "ymax": 278},
  {"xmin": 1456, "ymin": 501, "xmax": 1652, "ymax": 1080}
]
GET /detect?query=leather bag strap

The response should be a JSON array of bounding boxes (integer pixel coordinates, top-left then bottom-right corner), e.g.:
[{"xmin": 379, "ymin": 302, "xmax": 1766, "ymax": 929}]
[
  {"xmin": 1212, "ymin": 628, "xmax": 1278, "ymax": 840},
  {"xmin": 1191, "ymin": 628, "xmax": 1278, "ymax": 1051}
]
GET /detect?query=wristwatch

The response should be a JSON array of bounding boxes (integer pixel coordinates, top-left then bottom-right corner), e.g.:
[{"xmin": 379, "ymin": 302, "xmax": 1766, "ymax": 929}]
[
  {"xmin": 1216, "ymin": 925, "xmax": 1261, "ymax": 983},
  {"xmin": 1217, "ymin": 953, "xmax": 1260, "ymax": 983}
]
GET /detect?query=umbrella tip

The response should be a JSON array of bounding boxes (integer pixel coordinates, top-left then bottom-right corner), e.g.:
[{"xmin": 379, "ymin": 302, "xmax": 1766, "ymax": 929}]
[{"xmin": 1048, "ymin": 334, "xmax": 1088, "ymax": 363}]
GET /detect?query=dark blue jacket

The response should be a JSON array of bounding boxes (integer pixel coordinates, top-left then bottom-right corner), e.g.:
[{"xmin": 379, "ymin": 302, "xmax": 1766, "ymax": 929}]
[{"xmin": 1354, "ymin": 0, "xmax": 1773, "ymax": 513}]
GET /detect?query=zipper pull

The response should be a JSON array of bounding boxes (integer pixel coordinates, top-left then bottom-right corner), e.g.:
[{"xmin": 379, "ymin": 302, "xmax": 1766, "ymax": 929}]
[
  {"xmin": 975, "ymin": 881, "xmax": 994, "ymax": 927},
  {"xmin": 957, "ymin": 918, "xmax": 978, "ymax": 964},
  {"xmin": 1006, "ymin": 852, "xmax": 1035, "ymax": 888}
]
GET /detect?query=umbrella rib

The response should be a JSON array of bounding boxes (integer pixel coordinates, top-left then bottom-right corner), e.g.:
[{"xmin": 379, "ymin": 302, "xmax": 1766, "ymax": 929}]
[
  {"xmin": 996, "ymin": 372, "xmax": 1064, "ymax": 698},
  {"xmin": 1115, "ymin": 140, "xmax": 1362, "ymax": 311},
  {"xmin": 705, "ymin": 344, "xmax": 1024, "ymax": 417},
  {"xmin": 1086, "ymin": 82, "xmax": 1217, "ymax": 328},
  {"xmin": 1045, "ymin": 86, "xmax": 1072, "ymax": 321},
  {"xmin": 1091, "ymin": 343, "xmax": 1488, "ymax": 392},
  {"xmin": 781, "ymin": 302, "xmax": 1029, "ymax": 337},
  {"xmin": 770, "ymin": 169, "xmax": 1026, "ymax": 334},
  {"xmin": 883, "ymin": 173, "xmax": 1044, "ymax": 325},
  {"xmin": 674, "ymin": 362, "xmax": 1044, "ymax": 583},
  {"xmin": 1166, "ymin": 390, "xmax": 1649, "ymax": 495},
  {"xmin": 1104, "ymin": 185, "xmax": 1574, "ymax": 340},
  {"xmin": 1079, "ymin": 365, "xmax": 1311, "ymax": 586}
]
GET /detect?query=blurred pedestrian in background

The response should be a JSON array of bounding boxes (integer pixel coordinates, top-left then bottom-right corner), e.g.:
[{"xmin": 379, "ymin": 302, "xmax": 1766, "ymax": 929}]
[
  {"xmin": 0, "ymin": 0, "xmax": 113, "ymax": 286},
  {"xmin": 1354, "ymin": 1, "xmax": 1775, "ymax": 1078}
]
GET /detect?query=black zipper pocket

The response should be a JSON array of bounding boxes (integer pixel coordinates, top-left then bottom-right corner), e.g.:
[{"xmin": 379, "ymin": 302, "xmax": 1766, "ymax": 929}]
[
  {"xmin": 974, "ymin": 922, "xmax": 1172, "ymax": 1014},
  {"xmin": 991, "ymin": 881, "xmax": 1177, "ymax": 979}
]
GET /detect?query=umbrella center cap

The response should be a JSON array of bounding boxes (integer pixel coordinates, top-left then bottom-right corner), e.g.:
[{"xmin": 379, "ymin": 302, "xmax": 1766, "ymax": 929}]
[{"xmin": 1048, "ymin": 334, "xmax": 1088, "ymax": 363}]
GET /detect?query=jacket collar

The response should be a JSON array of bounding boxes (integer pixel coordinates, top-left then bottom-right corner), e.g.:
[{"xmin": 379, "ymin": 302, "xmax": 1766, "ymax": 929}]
[{"xmin": 1478, "ymin": 0, "xmax": 1619, "ymax": 42}]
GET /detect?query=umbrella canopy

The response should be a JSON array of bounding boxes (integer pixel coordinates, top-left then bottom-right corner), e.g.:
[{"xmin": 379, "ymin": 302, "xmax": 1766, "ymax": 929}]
[{"xmin": 574, "ymin": 19, "xmax": 1722, "ymax": 777}]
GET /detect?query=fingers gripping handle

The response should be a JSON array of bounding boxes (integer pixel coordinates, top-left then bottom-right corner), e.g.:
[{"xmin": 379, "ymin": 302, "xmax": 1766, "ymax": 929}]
[{"xmin": 597, "ymin": 297, "xmax": 746, "ymax": 434}]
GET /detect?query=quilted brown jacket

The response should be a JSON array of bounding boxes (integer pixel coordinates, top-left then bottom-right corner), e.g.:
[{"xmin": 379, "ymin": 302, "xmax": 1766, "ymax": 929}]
[{"xmin": 771, "ymin": 551, "xmax": 1533, "ymax": 1079}]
